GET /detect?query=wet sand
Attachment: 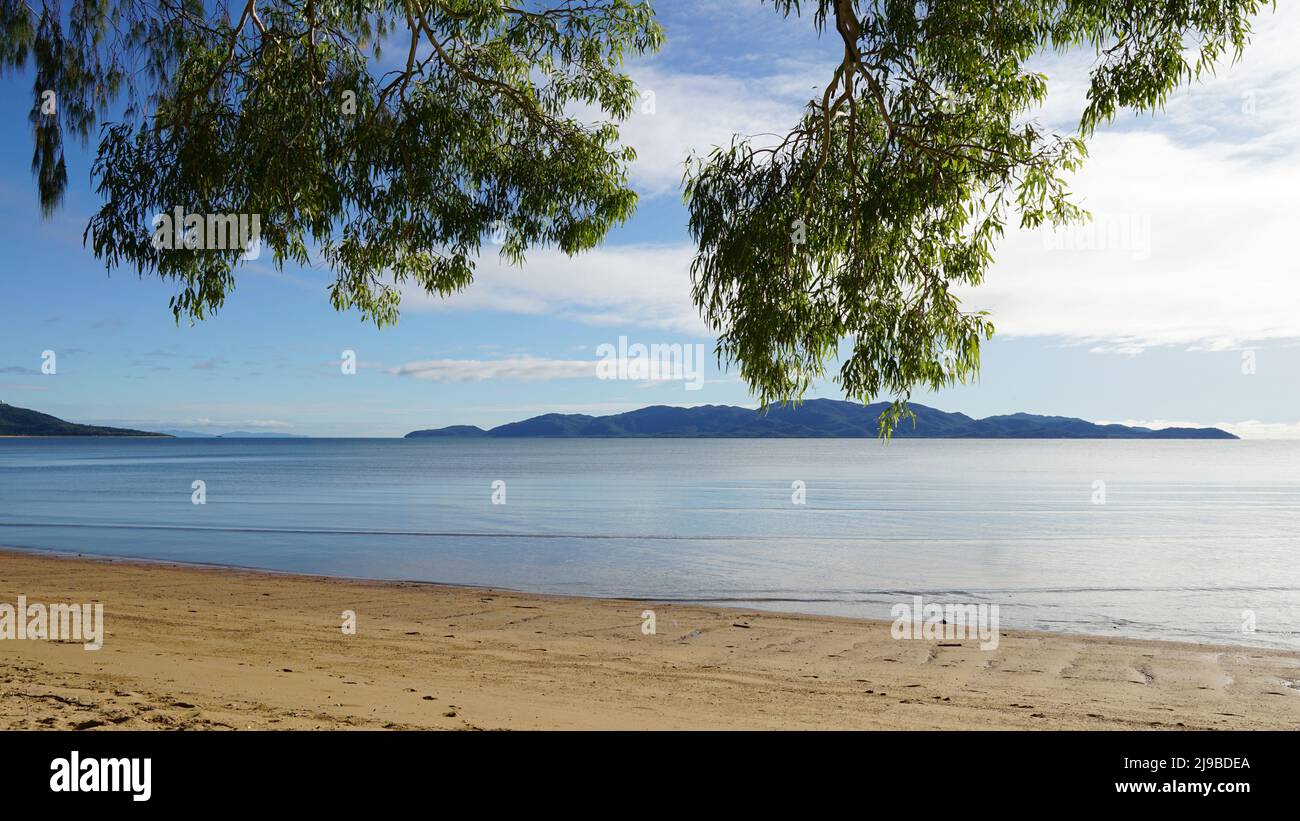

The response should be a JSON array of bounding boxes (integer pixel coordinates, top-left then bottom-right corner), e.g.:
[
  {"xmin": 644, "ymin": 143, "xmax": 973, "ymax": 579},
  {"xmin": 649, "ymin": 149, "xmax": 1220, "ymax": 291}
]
[{"xmin": 2, "ymin": 548, "xmax": 1298, "ymax": 729}]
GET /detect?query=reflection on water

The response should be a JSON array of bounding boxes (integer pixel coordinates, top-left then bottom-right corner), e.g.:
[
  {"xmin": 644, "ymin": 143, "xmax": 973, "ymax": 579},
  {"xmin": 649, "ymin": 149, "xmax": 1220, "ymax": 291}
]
[{"xmin": 1, "ymin": 437, "xmax": 1296, "ymax": 648}]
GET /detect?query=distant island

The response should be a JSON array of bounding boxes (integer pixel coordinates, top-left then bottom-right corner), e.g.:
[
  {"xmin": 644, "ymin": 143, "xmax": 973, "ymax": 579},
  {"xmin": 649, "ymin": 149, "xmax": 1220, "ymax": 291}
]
[
  {"xmin": 0, "ymin": 401, "xmax": 165, "ymax": 437},
  {"xmin": 156, "ymin": 430, "xmax": 310, "ymax": 439},
  {"xmin": 405, "ymin": 400, "xmax": 1238, "ymax": 439},
  {"xmin": 0, "ymin": 398, "xmax": 1239, "ymax": 439}
]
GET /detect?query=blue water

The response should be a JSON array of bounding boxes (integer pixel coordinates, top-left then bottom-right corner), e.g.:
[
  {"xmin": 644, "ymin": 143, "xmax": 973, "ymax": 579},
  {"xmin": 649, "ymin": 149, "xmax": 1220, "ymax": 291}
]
[{"xmin": 1, "ymin": 437, "xmax": 1297, "ymax": 648}]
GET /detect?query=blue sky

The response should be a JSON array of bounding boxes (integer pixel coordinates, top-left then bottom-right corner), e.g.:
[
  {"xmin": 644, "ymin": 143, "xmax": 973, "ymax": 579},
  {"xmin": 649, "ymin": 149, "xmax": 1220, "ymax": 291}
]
[{"xmin": 2, "ymin": 1, "xmax": 1300, "ymax": 437}]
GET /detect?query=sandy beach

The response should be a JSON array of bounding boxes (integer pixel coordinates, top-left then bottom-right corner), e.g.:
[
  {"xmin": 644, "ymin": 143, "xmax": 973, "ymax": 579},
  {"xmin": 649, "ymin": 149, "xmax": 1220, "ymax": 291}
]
[{"xmin": 1, "ymin": 547, "xmax": 1297, "ymax": 730}]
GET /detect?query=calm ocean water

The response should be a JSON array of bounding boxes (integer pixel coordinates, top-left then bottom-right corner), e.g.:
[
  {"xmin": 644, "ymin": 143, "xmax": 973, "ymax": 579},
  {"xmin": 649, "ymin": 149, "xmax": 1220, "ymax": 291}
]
[{"xmin": 1, "ymin": 437, "xmax": 1297, "ymax": 649}]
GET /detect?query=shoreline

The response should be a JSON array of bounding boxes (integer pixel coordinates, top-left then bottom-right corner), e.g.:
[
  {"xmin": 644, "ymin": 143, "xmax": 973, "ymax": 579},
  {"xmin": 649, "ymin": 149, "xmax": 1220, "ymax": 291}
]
[
  {"xmin": 2, "ymin": 547, "xmax": 1298, "ymax": 729},
  {"xmin": 2, "ymin": 543, "xmax": 1286, "ymax": 652}
]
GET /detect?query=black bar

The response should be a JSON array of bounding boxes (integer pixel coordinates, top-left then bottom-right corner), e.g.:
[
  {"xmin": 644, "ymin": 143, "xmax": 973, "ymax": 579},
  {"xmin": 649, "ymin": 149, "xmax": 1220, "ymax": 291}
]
[{"xmin": 3, "ymin": 730, "xmax": 1284, "ymax": 808}]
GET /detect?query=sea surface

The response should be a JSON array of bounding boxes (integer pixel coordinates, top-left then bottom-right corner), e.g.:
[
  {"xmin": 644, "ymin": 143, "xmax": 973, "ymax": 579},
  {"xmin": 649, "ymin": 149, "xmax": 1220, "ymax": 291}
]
[{"xmin": 1, "ymin": 437, "xmax": 1297, "ymax": 649}]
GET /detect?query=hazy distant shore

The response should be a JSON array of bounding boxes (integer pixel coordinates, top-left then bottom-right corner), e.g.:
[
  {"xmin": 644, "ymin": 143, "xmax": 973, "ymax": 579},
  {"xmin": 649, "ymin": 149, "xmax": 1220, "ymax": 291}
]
[{"xmin": 2, "ymin": 548, "xmax": 1297, "ymax": 730}]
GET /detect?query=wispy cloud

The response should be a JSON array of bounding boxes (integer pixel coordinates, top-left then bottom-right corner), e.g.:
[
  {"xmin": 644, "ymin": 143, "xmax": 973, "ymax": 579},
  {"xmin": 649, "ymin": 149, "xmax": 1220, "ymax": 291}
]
[
  {"xmin": 94, "ymin": 417, "xmax": 296, "ymax": 432},
  {"xmin": 369, "ymin": 356, "xmax": 598, "ymax": 383}
]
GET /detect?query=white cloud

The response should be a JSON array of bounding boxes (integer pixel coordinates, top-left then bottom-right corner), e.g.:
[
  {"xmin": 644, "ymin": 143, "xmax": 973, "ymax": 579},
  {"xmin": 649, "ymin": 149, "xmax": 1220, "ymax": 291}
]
[
  {"xmin": 412, "ymin": 122, "xmax": 1300, "ymax": 350},
  {"xmin": 401, "ymin": 243, "xmax": 707, "ymax": 335},
  {"xmin": 961, "ymin": 4, "xmax": 1300, "ymax": 351},
  {"xmin": 397, "ymin": 60, "xmax": 818, "ymax": 334},
  {"xmin": 619, "ymin": 63, "xmax": 817, "ymax": 196},
  {"xmin": 402, "ymin": 5, "xmax": 1300, "ymax": 353},
  {"xmin": 371, "ymin": 356, "xmax": 597, "ymax": 383},
  {"xmin": 433, "ymin": 127, "xmax": 1300, "ymax": 350},
  {"xmin": 86, "ymin": 418, "xmax": 296, "ymax": 431},
  {"xmin": 958, "ymin": 128, "xmax": 1300, "ymax": 350}
]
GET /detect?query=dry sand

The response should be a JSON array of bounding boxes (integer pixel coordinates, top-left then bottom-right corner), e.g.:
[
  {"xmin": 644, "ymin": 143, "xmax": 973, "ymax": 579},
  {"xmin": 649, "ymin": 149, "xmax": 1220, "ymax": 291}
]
[{"xmin": 1, "ymin": 548, "xmax": 1298, "ymax": 730}]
